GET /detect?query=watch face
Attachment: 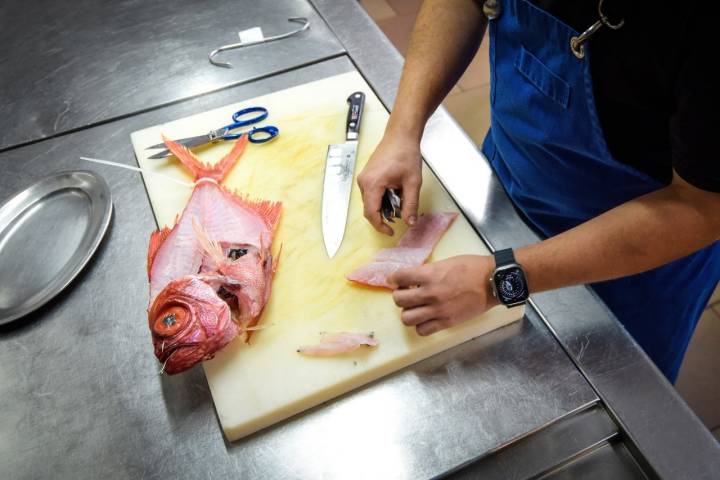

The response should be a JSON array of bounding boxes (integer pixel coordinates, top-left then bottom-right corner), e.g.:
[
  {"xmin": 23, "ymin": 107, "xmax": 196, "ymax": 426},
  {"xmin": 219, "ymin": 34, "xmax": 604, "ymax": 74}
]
[{"xmin": 494, "ymin": 266, "xmax": 527, "ymax": 303}]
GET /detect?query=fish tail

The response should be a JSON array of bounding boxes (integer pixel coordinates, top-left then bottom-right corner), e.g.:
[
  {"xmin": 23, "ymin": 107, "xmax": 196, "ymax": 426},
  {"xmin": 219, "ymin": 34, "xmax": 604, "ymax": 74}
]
[
  {"xmin": 161, "ymin": 135, "xmax": 209, "ymax": 180},
  {"xmin": 161, "ymin": 134, "xmax": 248, "ymax": 182},
  {"xmin": 213, "ymin": 135, "xmax": 249, "ymax": 182}
]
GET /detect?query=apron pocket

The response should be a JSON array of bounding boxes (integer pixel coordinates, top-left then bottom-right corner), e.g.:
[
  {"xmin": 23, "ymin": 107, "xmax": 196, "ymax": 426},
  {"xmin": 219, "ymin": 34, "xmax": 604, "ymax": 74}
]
[{"xmin": 515, "ymin": 46, "xmax": 570, "ymax": 109}]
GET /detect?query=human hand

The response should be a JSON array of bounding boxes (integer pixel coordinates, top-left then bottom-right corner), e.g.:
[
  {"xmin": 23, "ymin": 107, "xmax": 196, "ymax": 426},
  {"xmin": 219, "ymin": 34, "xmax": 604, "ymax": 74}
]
[
  {"xmin": 388, "ymin": 255, "xmax": 499, "ymax": 336},
  {"xmin": 357, "ymin": 134, "xmax": 422, "ymax": 235}
]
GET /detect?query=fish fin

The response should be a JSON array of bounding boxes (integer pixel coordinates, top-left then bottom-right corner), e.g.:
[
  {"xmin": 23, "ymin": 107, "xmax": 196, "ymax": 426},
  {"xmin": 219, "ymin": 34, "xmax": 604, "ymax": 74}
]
[
  {"xmin": 213, "ymin": 135, "xmax": 248, "ymax": 181},
  {"xmin": 161, "ymin": 134, "xmax": 248, "ymax": 182},
  {"xmin": 259, "ymin": 232, "xmax": 266, "ymax": 261},
  {"xmin": 221, "ymin": 187, "xmax": 283, "ymax": 232},
  {"xmin": 233, "ymin": 307, "xmax": 260, "ymax": 344},
  {"xmin": 191, "ymin": 216, "xmax": 227, "ymax": 269},
  {"xmin": 147, "ymin": 227, "xmax": 172, "ymax": 279},
  {"xmin": 244, "ymin": 317, "xmax": 263, "ymax": 344},
  {"xmin": 257, "ymin": 199, "xmax": 283, "ymax": 233},
  {"xmin": 161, "ymin": 135, "xmax": 207, "ymax": 180},
  {"xmin": 242, "ymin": 322, "xmax": 256, "ymax": 344},
  {"xmin": 273, "ymin": 243, "xmax": 283, "ymax": 275}
]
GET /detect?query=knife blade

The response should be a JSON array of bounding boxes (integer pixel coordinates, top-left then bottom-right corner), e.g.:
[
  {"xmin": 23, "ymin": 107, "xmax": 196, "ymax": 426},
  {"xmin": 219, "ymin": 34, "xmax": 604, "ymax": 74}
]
[{"xmin": 321, "ymin": 91, "xmax": 365, "ymax": 258}]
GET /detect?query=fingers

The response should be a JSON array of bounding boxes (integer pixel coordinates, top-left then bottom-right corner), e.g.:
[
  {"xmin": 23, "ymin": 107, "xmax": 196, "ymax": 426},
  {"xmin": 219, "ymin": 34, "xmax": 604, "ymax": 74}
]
[
  {"xmin": 388, "ymin": 265, "xmax": 430, "ymax": 289},
  {"xmin": 360, "ymin": 185, "xmax": 394, "ymax": 236},
  {"xmin": 401, "ymin": 176, "xmax": 422, "ymax": 226},
  {"xmin": 392, "ymin": 286, "xmax": 433, "ymax": 308},
  {"xmin": 416, "ymin": 318, "xmax": 454, "ymax": 336},
  {"xmin": 400, "ymin": 305, "xmax": 440, "ymax": 326},
  {"xmin": 391, "ymin": 267, "xmax": 455, "ymax": 335}
]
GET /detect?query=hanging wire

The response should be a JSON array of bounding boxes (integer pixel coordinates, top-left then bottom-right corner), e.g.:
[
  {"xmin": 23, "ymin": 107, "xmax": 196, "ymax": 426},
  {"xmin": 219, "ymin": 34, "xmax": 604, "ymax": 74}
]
[{"xmin": 209, "ymin": 17, "xmax": 310, "ymax": 68}]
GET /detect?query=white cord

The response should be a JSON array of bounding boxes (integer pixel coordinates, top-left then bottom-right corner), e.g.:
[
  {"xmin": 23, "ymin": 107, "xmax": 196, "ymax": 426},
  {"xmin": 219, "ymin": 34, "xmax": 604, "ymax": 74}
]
[{"xmin": 79, "ymin": 157, "xmax": 194, "ymax": 188}]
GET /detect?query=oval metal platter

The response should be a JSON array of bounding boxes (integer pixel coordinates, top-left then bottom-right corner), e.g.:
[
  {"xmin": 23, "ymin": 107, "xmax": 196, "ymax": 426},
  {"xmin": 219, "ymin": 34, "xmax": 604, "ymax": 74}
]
[{"xmin": 0, "ymin": 170, "xmax": 112, "ymax": 325}]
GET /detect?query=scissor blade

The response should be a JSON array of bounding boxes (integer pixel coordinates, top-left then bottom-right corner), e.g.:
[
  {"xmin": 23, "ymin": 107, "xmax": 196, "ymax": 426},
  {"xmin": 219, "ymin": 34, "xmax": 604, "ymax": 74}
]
[
  {"xmin": 147, "ymin": 150, "xmax": 172, "ymax": 159},
  {"xmin": 146, "ymin": 141, "xmax": 169, "ymax": 150},
  {"xmin": 145, "ymin": 134, "xmax": 216, "ymax": 151}
]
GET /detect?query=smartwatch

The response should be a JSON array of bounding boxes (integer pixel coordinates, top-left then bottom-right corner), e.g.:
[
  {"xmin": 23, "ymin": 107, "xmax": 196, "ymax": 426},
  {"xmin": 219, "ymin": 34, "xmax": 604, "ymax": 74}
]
[{"xmin": 490, "ymin": 248, "xmax": 529, "ymax": 307}]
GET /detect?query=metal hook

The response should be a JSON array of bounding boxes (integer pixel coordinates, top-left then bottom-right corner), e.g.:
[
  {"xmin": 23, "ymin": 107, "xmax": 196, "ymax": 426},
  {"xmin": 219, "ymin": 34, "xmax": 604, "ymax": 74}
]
[
  {"xmin": 597, "ymin": 0, "xmax": 625, "ymax": 30},
  {"xmin": 209, "ymin": 17, "xmax": 310, "ymax": 68},
  {"xmin": 570, "ymin": 0, "xmax": 624, "ymax": 59}
]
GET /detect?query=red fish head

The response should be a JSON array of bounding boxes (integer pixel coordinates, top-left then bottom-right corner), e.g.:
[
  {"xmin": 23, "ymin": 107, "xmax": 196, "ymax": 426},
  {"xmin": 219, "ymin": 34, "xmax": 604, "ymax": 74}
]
[{"xmin": 148, "ymin": 276, "xmax": 239, "ymax": 375}]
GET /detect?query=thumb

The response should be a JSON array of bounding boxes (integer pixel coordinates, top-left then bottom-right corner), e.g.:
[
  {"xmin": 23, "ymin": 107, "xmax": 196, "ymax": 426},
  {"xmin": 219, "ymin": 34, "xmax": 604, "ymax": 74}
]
[{"xmin": 402, "ymin": 177, "xmax": 421, "ymax": 226}]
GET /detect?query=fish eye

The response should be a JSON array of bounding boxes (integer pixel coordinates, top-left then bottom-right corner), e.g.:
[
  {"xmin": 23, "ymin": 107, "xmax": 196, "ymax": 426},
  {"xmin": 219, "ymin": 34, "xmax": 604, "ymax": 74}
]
[
  {"xmin": 228, "ymin": 248, "xmax": 248, "ymax": 260},
  {"xmin": 153, "ymin": 306, "xmax": 187, "ymax": 336}
]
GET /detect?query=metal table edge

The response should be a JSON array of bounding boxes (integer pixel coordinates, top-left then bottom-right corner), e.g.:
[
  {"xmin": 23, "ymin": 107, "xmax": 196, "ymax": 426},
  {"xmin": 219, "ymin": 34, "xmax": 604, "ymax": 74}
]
[
  {"xmin": 441, "ymin": 398, "xmax": 604, "ymax": 477},
  {"xmin": 0, "ymin": 53, "xmax": 348, "ymax": 156}
]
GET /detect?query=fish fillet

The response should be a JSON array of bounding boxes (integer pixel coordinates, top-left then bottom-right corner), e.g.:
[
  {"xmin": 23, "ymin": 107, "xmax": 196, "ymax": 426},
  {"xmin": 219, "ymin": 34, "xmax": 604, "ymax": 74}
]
[
  {"xmin": 297, "ymin": 332, "xmax": 379, "ymax": 356},
  {"xmin": 347, "ymin": 212, "xmax": 458, "ymax": 288}
]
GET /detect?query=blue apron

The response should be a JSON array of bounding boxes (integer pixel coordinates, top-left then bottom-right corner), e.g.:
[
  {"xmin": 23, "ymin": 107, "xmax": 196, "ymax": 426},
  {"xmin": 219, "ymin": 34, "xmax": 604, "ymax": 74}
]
[{"xmin": 481, "ymin": 0, "xmax": 720, "ymax": 381}]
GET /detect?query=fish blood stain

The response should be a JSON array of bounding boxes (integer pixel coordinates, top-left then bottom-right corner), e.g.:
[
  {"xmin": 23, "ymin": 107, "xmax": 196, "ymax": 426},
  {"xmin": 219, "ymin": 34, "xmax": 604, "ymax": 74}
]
[
  {"xmin": 162, "ymin": 314, "xmax": 176, "ymax": 327},
  {"xmin": 228, "ymin": 248, "xmax": 248, "ymax": 260}
]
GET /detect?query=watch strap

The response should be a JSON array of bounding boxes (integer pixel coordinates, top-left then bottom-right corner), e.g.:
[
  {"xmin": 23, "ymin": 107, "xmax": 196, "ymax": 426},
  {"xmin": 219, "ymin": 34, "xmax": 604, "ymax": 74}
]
[{"xmin": 494, "ymin": 248, "xmax": 516, "ymax": 266}]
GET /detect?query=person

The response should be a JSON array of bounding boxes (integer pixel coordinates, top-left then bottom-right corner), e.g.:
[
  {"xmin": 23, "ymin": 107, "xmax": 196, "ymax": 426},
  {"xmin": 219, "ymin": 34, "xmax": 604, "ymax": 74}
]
[{"xmin": 356, "ymin": 0, "xmax": 720, "ymax": 382}]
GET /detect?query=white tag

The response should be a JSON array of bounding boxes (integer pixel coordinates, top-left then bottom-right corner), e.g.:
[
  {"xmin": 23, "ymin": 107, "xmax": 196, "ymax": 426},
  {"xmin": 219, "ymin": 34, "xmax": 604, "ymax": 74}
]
[{"xmin": 238, "ymin": 27, "xmax": 264, "ymax": 44}]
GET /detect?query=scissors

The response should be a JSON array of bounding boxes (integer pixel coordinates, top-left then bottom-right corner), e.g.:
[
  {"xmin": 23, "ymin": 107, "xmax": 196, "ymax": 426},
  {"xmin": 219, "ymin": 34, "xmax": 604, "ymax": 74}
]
[{"xmin": 146, "ymin": 106, "xmax": 279, "ymax": 159}]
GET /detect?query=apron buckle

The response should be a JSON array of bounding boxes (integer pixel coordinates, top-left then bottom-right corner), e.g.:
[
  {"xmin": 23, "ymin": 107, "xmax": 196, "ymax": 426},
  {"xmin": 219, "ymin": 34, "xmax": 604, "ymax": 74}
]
[{"xmin": 570, "ymin": 0, "xmax": 625, "ymax": 59}]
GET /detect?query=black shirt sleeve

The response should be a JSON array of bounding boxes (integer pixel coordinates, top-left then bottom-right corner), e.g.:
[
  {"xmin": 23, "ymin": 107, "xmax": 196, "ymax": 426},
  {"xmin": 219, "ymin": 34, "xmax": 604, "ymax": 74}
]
[{"xmin": 670, "ymin": 9, "xmax": 720, "ymax": 193}]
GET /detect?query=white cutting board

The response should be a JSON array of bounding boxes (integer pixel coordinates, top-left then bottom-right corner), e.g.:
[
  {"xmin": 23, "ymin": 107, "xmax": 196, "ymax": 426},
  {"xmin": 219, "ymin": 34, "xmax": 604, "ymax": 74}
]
[{"xmin": 130, "ymin": 71, "xmax": 522, "ymax": 441}]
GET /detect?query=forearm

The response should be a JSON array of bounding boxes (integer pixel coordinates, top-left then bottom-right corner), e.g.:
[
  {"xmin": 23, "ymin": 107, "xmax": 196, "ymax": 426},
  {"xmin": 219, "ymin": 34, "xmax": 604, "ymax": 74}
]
[
  {"xmin": 387, "ymin": 0, "xmax": 486, "ymax": 141},
  {"xmin": 516, "ymin": 176, "xmax": 720, "ymax": 293}
]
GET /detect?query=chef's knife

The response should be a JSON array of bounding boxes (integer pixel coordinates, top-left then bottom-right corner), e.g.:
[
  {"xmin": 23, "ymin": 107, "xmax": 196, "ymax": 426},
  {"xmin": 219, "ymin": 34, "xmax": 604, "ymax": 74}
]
[{"xmin": 321, "ymin": 91, "xmax": 365, "ymax": 258}]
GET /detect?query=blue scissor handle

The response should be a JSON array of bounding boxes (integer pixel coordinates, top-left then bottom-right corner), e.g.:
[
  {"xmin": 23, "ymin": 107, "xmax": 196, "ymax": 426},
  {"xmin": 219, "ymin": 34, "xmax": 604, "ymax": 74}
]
[
  {"xmin": 231, "ymin": 106, "xmax": 268, "ymax": 127},
  {"xmin": 248, "ymin": 125, "xmax": 279, "ymax": 143},
  {"xmin": 220, "ymin": 106, "xmax": 268, "ymax": 132},
  {"xmin": 223, "ymin": 125, "xmax": 279, "ymax": 143},
  {"xmin": 220, "ymin": 106, "xmax": 278, "ymax": 143}
]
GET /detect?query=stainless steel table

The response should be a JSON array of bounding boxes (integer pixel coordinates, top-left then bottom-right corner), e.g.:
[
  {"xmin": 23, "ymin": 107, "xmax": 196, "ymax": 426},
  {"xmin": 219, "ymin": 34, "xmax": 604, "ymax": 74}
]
[
  {"xmin": 1, "ymin": 1, "xmax": 718, "ymax": 479},
  {"xmin": 0, "ymin": 0, "xmax": 343, "ymax": 150}
]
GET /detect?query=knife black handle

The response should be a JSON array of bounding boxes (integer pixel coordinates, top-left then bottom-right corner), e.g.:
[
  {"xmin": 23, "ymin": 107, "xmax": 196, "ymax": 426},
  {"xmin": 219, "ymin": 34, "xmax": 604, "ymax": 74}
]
[{"xmin": 345, "ymin": 91, "xmax": 365, "ymax": 141}]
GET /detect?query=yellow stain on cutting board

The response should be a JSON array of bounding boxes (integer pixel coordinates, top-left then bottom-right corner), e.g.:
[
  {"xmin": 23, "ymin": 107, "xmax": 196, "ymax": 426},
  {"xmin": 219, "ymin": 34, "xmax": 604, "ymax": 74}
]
[{"xmin": 130, "ymin": 71, "xmax": 522, "ymax": 441}]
